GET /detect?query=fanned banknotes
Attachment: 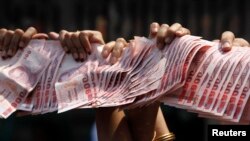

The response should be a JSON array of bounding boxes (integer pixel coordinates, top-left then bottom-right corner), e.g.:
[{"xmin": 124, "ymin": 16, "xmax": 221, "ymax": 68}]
[{"xmin": 0, "ymin": 35, "xmax": 249, "ymax": 124}]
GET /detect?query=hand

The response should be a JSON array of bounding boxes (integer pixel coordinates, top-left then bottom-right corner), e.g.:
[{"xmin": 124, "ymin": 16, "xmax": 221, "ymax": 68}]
[
  {"xmin": 63, "ymin": 23, "xmax": 190, "ymax": 64},
  {"xmin": 49, "ymin": 30, "xmax": 105, "ymax": 62},
  {"xmin": 101, "ymin": 23, "xmax": 190, "ymax": 65},
  {"xmin": 213, "ymin": 31, "xmax": 250, "ymax": 52},
  {"xmin": 101, "ymin": 38, "xmax": 128, "ymax": 64},
  {"xmin": 149, "ymin": 22, "xmax": 191, "ymax": 49},
  {"xmin": 0, "ymin": 27, "xmax": 48, "ymax": 59}
]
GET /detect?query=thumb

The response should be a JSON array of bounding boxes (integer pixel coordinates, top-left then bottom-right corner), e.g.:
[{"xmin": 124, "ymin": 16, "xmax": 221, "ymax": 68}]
[
  {"xmin": 32, "ymin": 33, "xmax": 49, "ymax": 39},
  {"xmin": 48, "ymin": 32, "xmax": 59, "ymax": 40},
  {"xmin": 220, "ymin": 31, "xmax": 235, "ymax": 52}
]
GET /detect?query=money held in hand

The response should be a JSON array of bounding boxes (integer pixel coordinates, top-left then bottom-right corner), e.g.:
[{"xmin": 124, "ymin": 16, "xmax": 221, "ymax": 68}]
[{"xmin": 0, "ymin": 35, "xmax": 249, "ymax": 124}]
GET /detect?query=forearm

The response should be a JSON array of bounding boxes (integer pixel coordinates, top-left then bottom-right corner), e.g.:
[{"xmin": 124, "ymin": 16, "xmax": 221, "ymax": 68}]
[
  {"xmin": 126, "ymin": 102, "xmax": 160, "ymax": 141},
  {"xmin": 96, "ymin": 107, "xmax": 132, "ymax": 141},
  {"xmin": 154, "ymin": 107, "xmax": 175, "ymax": 141},
  {"xmin": 155, "ymin": 107, "xmax": 170, "ymax": 137}
]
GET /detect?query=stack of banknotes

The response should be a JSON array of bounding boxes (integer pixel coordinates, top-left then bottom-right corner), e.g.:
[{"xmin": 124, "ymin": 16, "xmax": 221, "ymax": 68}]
[{"xmin": 0, "ymin": 35, "xmax": 249, "ymax": 124}]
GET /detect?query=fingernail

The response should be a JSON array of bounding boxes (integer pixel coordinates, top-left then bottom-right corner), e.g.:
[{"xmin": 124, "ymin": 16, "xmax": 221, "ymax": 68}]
[
  {"xmin": 102, "ymin": 50, "xmax": 108, "ymax": 58},
  {"xmin": 7, "ymin": 50, "xmax": 12, "ymax": 57},
  {"xmin": 19, "ymin": 41, "xmax": 25, "ymax": 48},
  {"xmin": 73, "ymin": 53, "xmax": 78, "ymax": 59},
  {"xmin": 63, "ymin": 46, "xmax": 69, "ymax": 52},
  {"xmin": 79, "ymin": 53, "xmax": 84, "ymax": 59},
  {"xmin": 153, "ymin": 27, "xmax": 158, "ymax": 33},
  {"xmin": 111, "ymin": 57, "xmax": 117, "ymax": 64},
  {"xmin": 222, "ymin": 41, "xmax": 231, "ymax": 48},
  {"xmin": 2, "ymin": 53, "xmax": 7, "ymax": 59},
  {"xmin": 165, "ymin": 37, "xmax": 171, "ymax": 44},
  {"xmin": 176, "ymin": 30, "xmax": 183, "ymax": 35},
  {"xmin": 157, "ymin": 42, "xmax": 164, "ymax": 49}
]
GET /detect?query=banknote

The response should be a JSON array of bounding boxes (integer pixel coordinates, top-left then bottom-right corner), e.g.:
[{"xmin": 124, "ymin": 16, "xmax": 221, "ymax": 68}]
[
  {"xmin": 0, "ymin": 40, "xmax": 50, "ymax": 118},
  {"xmin": 0, "ymin": 35, "xmax": 249, "ymax": 124}
]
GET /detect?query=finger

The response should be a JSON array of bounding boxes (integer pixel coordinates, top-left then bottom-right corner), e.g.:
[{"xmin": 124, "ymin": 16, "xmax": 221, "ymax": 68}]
[
  {"xmin": 102, "ymin": 41, "xmax": 116, "ymax": 58},
  {"xmin": 156, "ymin": 24, "xmax": 169, "ymax": 49},
  {"xmin": 8, "ymin": 29, "xmax": 24, "ymax": 57},
  {"xmin": 175, "ymin": 27, "xmax": 191, "ymax": 37},
  {"xmin": 110, "ymin": 39, "xmax": 127, "ymax": 64},
  {"xmin": 0, "ymin": 28, "xmax": 7, "ymax": 51},
  {"xmin": 77, "ymin": 46, "xmax": 87, "ymax": 62},
  {"xmin": 212, "ymin": 39, "xmax": 220, "ymax": 43},
  {"xmin": 165, "ymin": 23, "xmax": 182, "ymax": 44},
  {"xmin": 48, "ymin": 32, "xmax": 59, "ymax": 40},
  {"xmin": 19, "ymin": 27, "xmax": 37, "ymax": 48},
  {"xmin": 72, "ymin": 32, "xmax": 87, "ymax": 61},
  {"xmin": 2, "ymin": 30, "xmax": 14, "ymax": 58},
  {"xmin": 220, "ymin": 31, "xmax": 235, "ymax": 52},
  {"xmin": 89, "ymin": 31, "xmax": 105, "ymax": 45},
  {"xmin": 149, "ymin": 22, "xmax": 160, "ymax": 39},
  {"xmin": 65, "ymin": 32, "xmax": 78, "ymax": 60},
  {"xmin": 32, "ymin": 33, "xmax": 48, "ymax": 39},
  {"xmin": 59, "ymin": 30, "xmax": 68, "ymax": 53},
  {"xmin": 232, "ymin": 38, "xmax": 250, "ymax": 47},
  {"xmin": 79, "ymin": 31, "xmax": 92, "ymax": 54},
  {"xmin": 116, "ymin": 38, "xmax": 128, "ymax": 47}
]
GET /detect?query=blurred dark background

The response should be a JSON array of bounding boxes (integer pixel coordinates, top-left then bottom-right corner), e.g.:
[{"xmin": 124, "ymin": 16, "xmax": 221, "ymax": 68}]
[{"xmin": 0, "ymin": 0, "xmax": 249, "ymax": 141}]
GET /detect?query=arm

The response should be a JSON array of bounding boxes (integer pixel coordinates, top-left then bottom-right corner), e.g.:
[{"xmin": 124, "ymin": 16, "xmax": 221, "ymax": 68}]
[{"xmin": 50, "ymin": 30, "xmax": 132, "ymax": 141}]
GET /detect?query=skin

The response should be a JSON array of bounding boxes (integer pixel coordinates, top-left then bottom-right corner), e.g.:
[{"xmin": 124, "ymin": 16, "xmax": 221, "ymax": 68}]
[
  {"xmin": 213, "ymin": 31, "xmax": 249, "ymax": 51},
  {"xmin": 49, "ymin": 30, "xmax": 104, "ymax": 62},
  {"xmin": 52, "ymin": 23, "xmax": 191, "ymax": 141},
  {"xmin": 0, "ymin": 27, "xmax": 48, "ymax": 59},
  {"xmin": 2, "ymin": 24, "xmax": 247, "ymax": 141},
  {"xmin": 53, "ymin": 23, "xmax": 249, "ymax": 141},
  {"xmin": 98, "ymin": 23, "xmax": 249, "ymax": 141},
  {"xmin": 95, "ymin": 107, "xmax": 132, "ymax": 141},
  {"xmin": 125, "ymin": 23, "xmax": 191, "ymax": 141}
]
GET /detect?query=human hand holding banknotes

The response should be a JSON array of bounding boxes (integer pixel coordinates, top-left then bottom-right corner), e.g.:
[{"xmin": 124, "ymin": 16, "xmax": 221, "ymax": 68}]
[{"xmin": 0, "ymin": 24, "xmax": 249, "ymax": 127}]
